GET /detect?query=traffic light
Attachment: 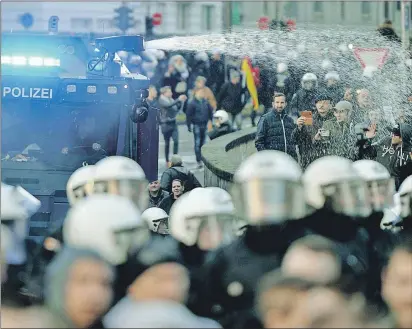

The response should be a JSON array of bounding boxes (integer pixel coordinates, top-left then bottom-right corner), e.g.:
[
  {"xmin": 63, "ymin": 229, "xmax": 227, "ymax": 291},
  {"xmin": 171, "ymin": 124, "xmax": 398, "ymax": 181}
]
[
  {"xmin": 145, "ymin": 16, "xmax": 154, "ymax": 37},
  {"xmin": 114, "ymin": 5, "xmax": 135, "ymax": 33},
  {"xmin": 48, "ymin": 16, "xmax": 59, "ymax": 33}
]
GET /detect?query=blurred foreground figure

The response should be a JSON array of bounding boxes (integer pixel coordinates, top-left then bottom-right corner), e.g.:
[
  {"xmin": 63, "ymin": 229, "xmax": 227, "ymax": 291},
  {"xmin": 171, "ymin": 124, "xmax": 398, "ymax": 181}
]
[
  {"xmin": 299, "ymin": 156, "xmax": 378, "ymax": 299},
  {"xmin": 256, "ymin": 271, "xmax": 317, "ymax": 328},
  {"xmin": 63, "ymin": 194, "xmax": 154, "ymax": 303},
  {"xmin": 281, "ymin": 235, "xmax": 344, "ymax": 285},
  {"xmin": 169, "ymin": 187, "xmax": 237, "ymax": 313},
  {"xmin": 2, "ymin": 247, "xmax": 115, "ymax": 328},
  {"xmin": 104, "ymin": 262, "xmax": 221, "ymax": 328},
  {"xmin": 398, "ymin": 175, "xmax": 412, "ymax": 237},
  {"xmin": 381, "ymin": 238, "xmax": 412, "ymax": 329},
  {"xmin": 91, "ymin": 156, "xmax": 149, "ymax": 210},
  {"xmin": 198, "ymin": 151, "xmax": 308, "ymax": 329},
  {"xmin": 66, "ymin": 165, "xmax": 96, "ymax": 207},
  {"xmin": 353, "ymin": 160, "xmax": 399, "ymax": 306},
  {"xmin": 24, "ymin": 165, "xmax": 95, "ymax": 301},
  {"xmin": 1, "ymin": 183, "xmax": 41, "ymax": 306}
]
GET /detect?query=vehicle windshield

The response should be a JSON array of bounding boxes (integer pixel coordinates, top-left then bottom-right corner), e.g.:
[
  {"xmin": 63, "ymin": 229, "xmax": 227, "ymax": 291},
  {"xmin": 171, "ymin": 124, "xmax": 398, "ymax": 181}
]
[{"xmin": 2, "ymin": 101, "xmax": 120, "ymax": 171}]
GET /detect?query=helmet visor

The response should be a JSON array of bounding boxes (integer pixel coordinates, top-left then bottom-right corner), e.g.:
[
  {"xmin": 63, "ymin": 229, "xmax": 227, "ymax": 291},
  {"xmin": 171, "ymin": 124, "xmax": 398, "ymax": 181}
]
[
  {"xmin": 72, "ymin": 185, "xmax": 90, "ymax": 201},
  {"xmin": 321, "ymin": 180, "xmax": 371, "ymax": 217},
  {"xmin": 152, "ymin": 217, "xmax": 169, "ymax": 235},
  {"xmin": 92, "ymin": 179, "xmax": 149, "ymax": 210},
  {"xmin": 366, "ymin": 178, "xmax": 395, "ymax": 212},
  {"xmin": 113, "ymin": 225, "xmax": 150, "ymax": 257},
  {"xmin": 302, "ymin": 80, "xmax": 315, "ymax": 90},
  {"xmin": 185, "ymin": 214, "xmax": 235, "ymax": 251},
  {"xmin": 232, "ymin": 179, "xmax": 307, "ymax": 224}
]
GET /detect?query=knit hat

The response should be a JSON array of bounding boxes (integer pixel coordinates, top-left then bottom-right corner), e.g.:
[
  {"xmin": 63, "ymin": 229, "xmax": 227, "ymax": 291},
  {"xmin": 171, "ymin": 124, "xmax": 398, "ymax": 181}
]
[
  {"xmin": 314, "ymin": 93, "xmax": 332, "ymax": 103},
  {"xmin": 333, "ymin": 101, "xmax": 353, "ymax": 112},
  {"xmin": 170, "ymin": 154, "xmax": 183, "ymax": 166}
]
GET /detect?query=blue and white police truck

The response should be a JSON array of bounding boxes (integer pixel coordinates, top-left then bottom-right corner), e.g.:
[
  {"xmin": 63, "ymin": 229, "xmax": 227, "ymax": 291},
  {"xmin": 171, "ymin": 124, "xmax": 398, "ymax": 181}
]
[{"xmin": 1, "ymin": 33, "xmax": 159, "ymax": 243}]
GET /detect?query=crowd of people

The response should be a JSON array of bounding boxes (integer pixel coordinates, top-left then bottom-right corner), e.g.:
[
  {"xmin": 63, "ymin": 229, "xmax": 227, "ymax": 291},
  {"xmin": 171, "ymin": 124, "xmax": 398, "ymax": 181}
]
[
  {"xmin": 2, "ymin": 150, "xmax": 412, "ymax": 329},
  {"xmin": 2, "ymin": 26, "xmax": 412, "ymax": 329}
]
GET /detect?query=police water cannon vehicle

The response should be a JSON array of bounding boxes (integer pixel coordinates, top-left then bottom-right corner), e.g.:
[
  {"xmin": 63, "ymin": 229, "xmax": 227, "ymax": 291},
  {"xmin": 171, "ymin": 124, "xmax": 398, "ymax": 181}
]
[{"xmin": 1, "ymin": 33, "xmax": 159, "ymax": 244}]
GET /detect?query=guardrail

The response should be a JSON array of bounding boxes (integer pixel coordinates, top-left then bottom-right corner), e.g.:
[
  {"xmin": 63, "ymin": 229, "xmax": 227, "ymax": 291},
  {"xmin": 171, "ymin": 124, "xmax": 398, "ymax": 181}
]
[{"xmin": 201, "ymin": 127, "xmax": 257, "ymax": 190}]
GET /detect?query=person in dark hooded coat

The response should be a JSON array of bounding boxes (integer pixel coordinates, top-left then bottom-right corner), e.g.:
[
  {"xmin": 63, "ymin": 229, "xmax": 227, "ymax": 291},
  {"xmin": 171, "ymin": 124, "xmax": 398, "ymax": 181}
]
[
  {"xmin": 3, "ymin": 247, "xmax": 115, "ymax": 328},
  {"xmin": 377, "ymin": 20, "xmax": 402, "ymax": 44},
  {"xmin": 371, "ymin": 123, "xmax": 412, "ymax": 189}
]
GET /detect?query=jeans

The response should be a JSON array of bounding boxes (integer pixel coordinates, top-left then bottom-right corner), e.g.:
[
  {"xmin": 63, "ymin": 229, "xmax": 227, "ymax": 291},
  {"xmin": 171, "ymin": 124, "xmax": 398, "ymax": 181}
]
[
  {"xmin": 228, "ymin": 113, "xmax": 243, "ymax": 130},
  {"xmin": 193, "ymin": 124, "xmax": 207, "ymax": 162},
  {"xmin": 163, "ymin": 125, "xmax": 179, "ymax": 162}
]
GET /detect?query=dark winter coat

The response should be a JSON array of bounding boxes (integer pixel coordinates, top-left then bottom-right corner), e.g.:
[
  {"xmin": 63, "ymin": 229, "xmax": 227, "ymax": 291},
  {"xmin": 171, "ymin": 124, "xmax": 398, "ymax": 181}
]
[
  {"xmin": 372, "ymin": 124, "xmax": 412, "ymax": 189},
  {"xmin": 186, "ymin": 99, "xmax": 214, "ymax": 127},
  {"xmin": 148, "ymin": 190, "xmax": 169, "ymax": 208},
  {"xmin": 158, "ymin": 194, "xmax": 179, "ymax": 215},
  {"xmin": 160, "ymin": 165, "xmax": 202, "ymax": 193},
  {"xmin": 292, "ymin": 111, "xmax": 335, "ymax": 168},
  {"xmin": 255, "ymin": 110, "xmax": 297, "ymax": 159},
  {"xmin": 208, "ymin": 59, "xmax": 225, "ymax": 93},
  {"xmin": 323, "ymin": 85, "xmax": 345, "ymax": 106},
  {"xmin": 377, "ymin": 27, "xmax": 402, "ymax": 44},
  {"xmin": 216, "ymin": 82, "xmax": 246, "ymax": 115},
  {"xmin": 196, "ymin": 222, "xmax": 308, "ymax": 329}
]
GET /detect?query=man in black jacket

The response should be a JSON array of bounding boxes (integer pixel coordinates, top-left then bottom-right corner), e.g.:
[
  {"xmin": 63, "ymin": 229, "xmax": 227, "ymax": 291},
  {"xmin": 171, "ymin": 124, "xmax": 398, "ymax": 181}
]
[
  {"xmin": 160, "ymin": 154, "xmax": 202, "ymax": 194},
  {"xmin": 186, "ymin": 89, "xmax": 214, "ymax": 168},
  {"xmin": 147, "ymin": 179, "xmax": 169, "ymax": 208},
  {"xmin": 255, "ymin": 93, "xmax": 297, "ymax": 160},
  {"xmin": 216, "ymin": 70, "xmax": 247, "ymax": 130}
]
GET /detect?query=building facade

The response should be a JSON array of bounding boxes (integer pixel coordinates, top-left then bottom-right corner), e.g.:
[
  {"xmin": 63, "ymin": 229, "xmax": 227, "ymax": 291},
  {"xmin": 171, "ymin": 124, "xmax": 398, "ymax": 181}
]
[
  {"xmin": 229, "ymin": 1, "xmax": 411, "ymax": 33},
  {"xmin": 1, "ymin": 1, "xmax": 223, "ymax": 36}
]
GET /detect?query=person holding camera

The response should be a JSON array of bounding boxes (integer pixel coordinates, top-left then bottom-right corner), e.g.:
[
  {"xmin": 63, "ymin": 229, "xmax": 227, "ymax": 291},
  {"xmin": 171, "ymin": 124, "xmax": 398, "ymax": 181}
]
[
  {"xmin": 293, "ymin": 94, "xmax": 334, "ymax": 168},
  {"xmin": 366, "ymin": 123, "xmax": 412, "ymax": 190}
]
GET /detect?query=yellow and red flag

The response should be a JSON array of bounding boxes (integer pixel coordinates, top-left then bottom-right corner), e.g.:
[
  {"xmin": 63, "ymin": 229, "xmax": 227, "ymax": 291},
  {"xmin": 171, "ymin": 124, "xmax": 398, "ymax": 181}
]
[{"xmin": 241, "ymin": 57, "xmax": 259, "ymax": 110}]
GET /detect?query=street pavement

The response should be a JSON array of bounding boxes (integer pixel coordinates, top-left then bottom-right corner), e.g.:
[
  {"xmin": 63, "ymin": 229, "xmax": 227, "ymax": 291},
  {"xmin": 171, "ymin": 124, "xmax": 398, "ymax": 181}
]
[{"xmin": 157, "ymin": 120, "xmax": 254, "ymax": 185}]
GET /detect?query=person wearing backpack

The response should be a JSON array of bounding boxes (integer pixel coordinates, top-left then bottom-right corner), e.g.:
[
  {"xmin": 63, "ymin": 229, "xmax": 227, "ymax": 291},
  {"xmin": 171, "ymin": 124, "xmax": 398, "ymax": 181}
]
[{"xmin": 160, "ymin": 154, "xmax": 202, "ymax": 194}]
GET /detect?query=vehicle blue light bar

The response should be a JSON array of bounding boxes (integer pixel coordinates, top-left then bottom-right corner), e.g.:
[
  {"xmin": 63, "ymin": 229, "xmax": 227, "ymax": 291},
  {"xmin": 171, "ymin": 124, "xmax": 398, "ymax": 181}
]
[{"xmin": 1, "ymin": 56, "xmax": 60, "ymax": 67}]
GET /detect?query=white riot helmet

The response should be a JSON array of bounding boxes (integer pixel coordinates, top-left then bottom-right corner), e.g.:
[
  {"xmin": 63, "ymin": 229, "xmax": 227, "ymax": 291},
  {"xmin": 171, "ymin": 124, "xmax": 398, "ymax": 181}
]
[
  {"xmin": 352, "ymin": 160, "xmax": 395, "ymax": 212},
  {"xmin": 155, "ymin": 50, "xmax": 166, "ymax": 60},
  {"xmin": 277, "ymin": 63, "xmax": 288, "ymax": 74},
  {"xmin": 231, "ymin": 151, "xmax": 306, "ymax": 224},
  {"xmin": 398, "ymin": 175, "xmax": 412, "ymax": 218},
  {"xmin": 63, "ymin": 194, "xmax": 149, "ymax": 265},
  {"xmin": 195, "ymin": 51, "xmax": 209, "ymax": 62},
  {"xmin": 303, "ymin": 156, "xmax": 371, "ymax": 217},
  {"xmin": 1, "ymin": 183, "xmax": 41, "ymax": 266},
  {"xmin": 141, "ymin": 207, "xmax": 169, "ymax": 235},
  {"xmin": 301, "ymin": 73, "xmax": 318, "ymax": 90},
  {"xmin": 213, "ymin": 110, "xmax": 229, "ymax": 125},
  {"xmin": 169, "ymin": 187, "xmax": 236, "ymax": 250},
  {"xmin": 66, "ymin": 165, "xmax": 95, "ymax": 206},
  {"xmin": 321, "ymin": 59, "xmax": 333, "ymax": 71},
  {"xmin": 92, "ymin": 156, "xmax": 149, "ymax": 210},
  {"xmin": 325, "ymin": 71, "xmax": 340, "ymax": 82},
  {"xmin": 363, "ymin": 66, "xmax": 377, "ymax": 78}
]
